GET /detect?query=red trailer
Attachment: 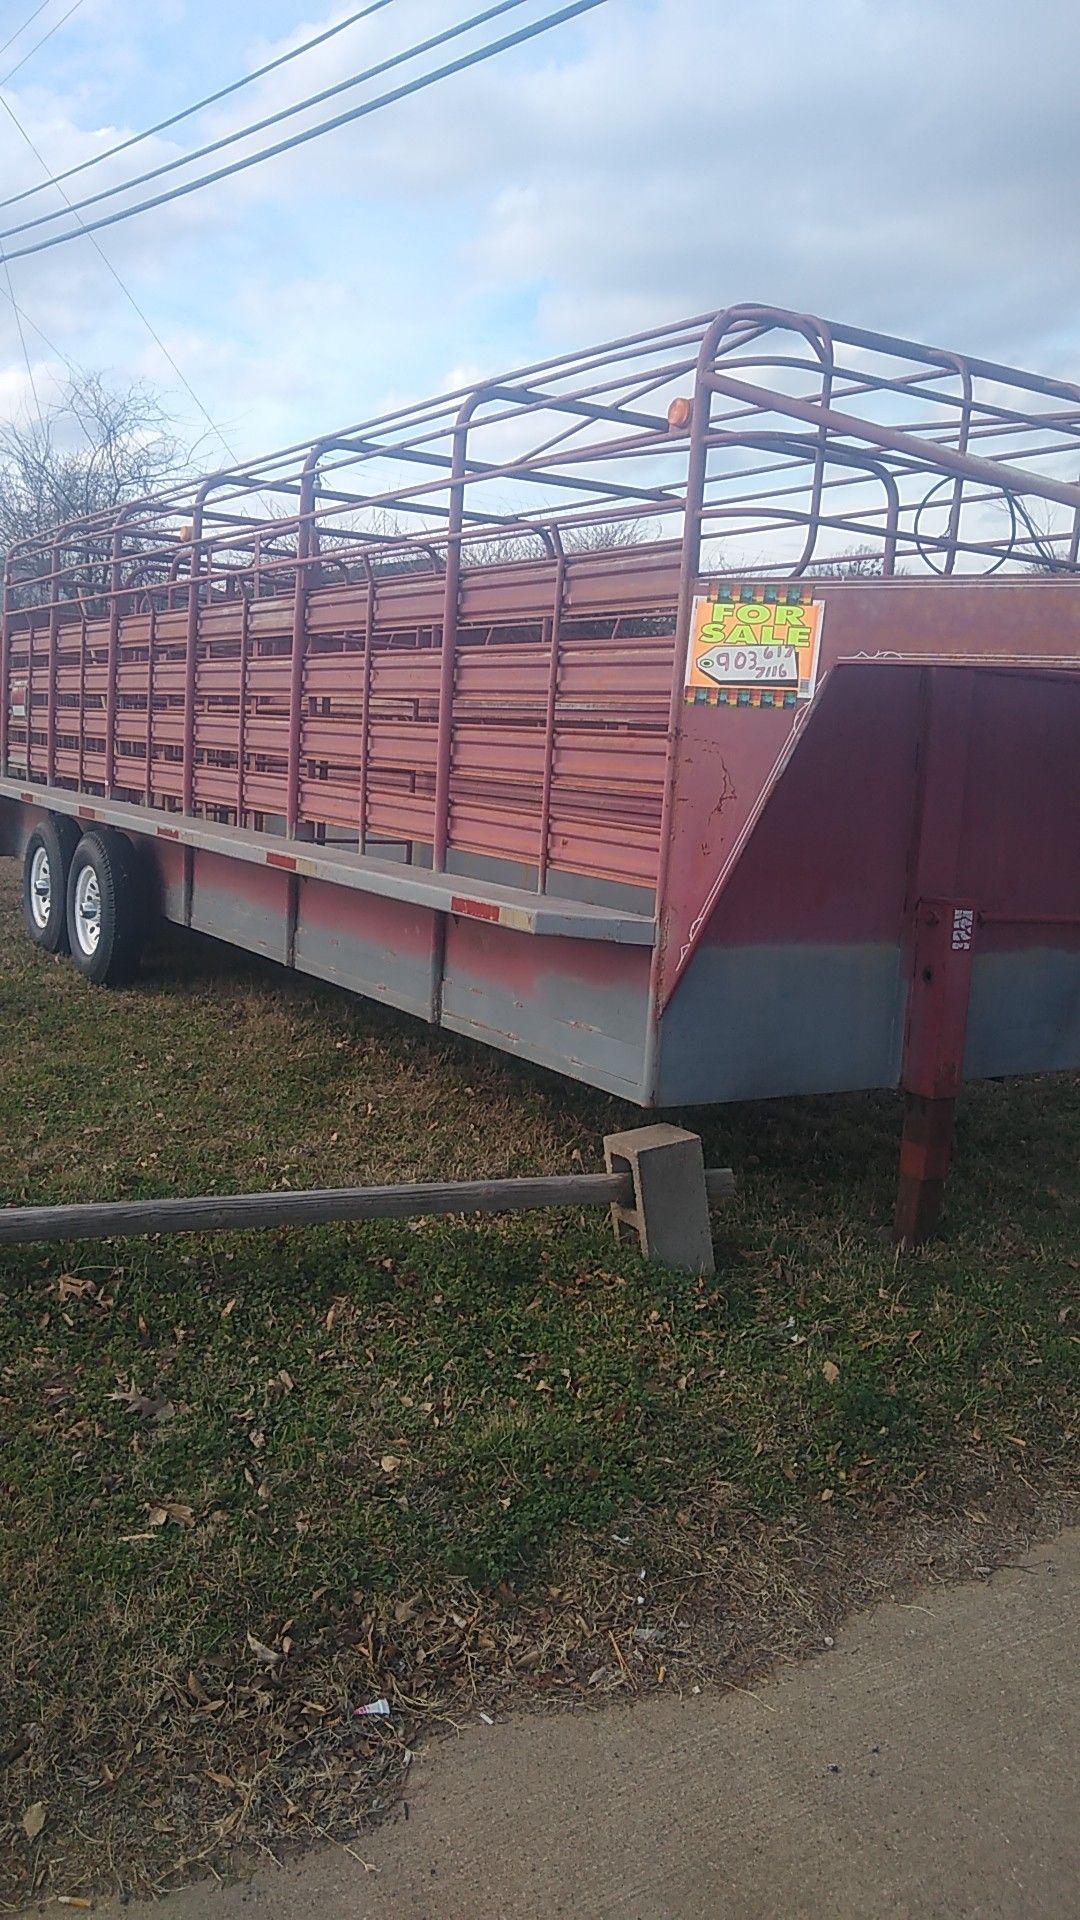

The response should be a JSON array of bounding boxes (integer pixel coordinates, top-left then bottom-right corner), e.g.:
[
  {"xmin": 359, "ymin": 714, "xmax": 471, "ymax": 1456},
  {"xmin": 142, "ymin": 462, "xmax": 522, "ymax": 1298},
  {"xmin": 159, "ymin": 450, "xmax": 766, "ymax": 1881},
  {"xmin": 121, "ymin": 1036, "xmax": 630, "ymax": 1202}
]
[{"xmin": 3, "ymin": 303, "xmax": 1080, "ymax": 1238}]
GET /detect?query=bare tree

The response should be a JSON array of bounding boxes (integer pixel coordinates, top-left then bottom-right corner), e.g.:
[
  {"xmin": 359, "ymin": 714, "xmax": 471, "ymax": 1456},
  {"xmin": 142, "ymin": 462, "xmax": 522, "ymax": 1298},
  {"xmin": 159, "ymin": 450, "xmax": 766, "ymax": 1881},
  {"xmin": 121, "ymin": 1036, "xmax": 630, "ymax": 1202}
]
[
  {"xmin": 1, "ymin": 372, "xmax": 191, "ymax": 603},
  {"xmin": 804, "ymin": 544, "xmax": 887, "ymax": 579}
]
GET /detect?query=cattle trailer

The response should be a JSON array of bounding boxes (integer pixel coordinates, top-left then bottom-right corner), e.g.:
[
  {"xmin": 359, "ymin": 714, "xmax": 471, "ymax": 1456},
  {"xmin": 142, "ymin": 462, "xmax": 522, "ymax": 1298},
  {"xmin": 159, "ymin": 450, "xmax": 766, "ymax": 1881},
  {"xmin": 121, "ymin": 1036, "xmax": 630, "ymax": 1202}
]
[{"xmin": 3, "ymin": 303, "xmax": 1080, "ymax": 1240}]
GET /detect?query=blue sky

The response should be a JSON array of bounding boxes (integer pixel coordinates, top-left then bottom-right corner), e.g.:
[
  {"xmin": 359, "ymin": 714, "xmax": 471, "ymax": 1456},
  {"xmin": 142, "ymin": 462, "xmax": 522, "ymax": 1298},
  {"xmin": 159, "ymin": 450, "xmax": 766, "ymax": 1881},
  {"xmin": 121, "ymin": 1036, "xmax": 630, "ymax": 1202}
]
[{"xmin": 0, "ymin": 0, "xmax": 1077, "ymax": 465}]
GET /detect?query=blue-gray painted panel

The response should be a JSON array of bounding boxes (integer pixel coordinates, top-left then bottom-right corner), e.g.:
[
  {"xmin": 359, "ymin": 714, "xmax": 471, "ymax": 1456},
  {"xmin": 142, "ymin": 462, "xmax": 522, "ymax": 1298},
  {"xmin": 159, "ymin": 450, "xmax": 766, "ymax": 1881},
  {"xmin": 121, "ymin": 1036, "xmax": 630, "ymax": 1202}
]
[
  {"xmin": 189, "ymin": 883, "xmax": 289, "ymax": 965},
  {"xmin": 657, "ymin": 942, "xmax": 905, "ymax": 1103},
  {"xmin": 292, "ymin": 917, "xmax": 433, "ymax": 1019},
  {"xmin": 965, "ymin": 949, "xmax": 1080, "ymax": 1080},
  {"xmin": 441, "ymin": 967, "xmax": 649, "ymax": 1100}
]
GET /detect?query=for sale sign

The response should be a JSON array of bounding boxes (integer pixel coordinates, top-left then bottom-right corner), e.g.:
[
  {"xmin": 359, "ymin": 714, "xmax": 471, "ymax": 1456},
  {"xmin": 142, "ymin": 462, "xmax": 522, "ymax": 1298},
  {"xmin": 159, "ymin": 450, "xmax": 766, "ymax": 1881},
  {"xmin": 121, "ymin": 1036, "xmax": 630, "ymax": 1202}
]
[{"xmin": 684, "ymin": 585, "xmax": 824, "ymax": 708}]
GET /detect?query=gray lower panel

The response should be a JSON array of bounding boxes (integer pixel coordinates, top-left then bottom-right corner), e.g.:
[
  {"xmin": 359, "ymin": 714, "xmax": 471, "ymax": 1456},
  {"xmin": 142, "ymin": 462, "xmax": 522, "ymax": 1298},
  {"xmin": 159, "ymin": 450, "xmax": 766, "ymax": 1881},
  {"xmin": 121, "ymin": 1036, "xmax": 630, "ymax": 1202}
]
[
  {"xmin": 965, "ymin": 948, "xmax": 1080, "ymax": 1079},
  {"xmin": 441, "ymin": 969, "xmax": 649, "ymax": 1100},
  {"xmin": 189, "ymin": 881, "xmax": 290, "ymax": 965},
  {"xmin": 292, "ymin": 919, "xmax": 434, "ymax": 1021},
  {"xmin": 657, "ymin": 941, "xmax": 905, "ymax": 1104}
]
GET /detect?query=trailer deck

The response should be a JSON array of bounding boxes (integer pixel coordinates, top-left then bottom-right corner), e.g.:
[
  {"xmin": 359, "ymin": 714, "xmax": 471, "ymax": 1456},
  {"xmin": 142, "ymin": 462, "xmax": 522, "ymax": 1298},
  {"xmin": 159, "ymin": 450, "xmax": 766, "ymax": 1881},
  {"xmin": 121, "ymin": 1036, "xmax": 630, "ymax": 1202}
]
[{"xmin": 4, "ymin": 302, "xmax": 1080, "ymax": 1235}]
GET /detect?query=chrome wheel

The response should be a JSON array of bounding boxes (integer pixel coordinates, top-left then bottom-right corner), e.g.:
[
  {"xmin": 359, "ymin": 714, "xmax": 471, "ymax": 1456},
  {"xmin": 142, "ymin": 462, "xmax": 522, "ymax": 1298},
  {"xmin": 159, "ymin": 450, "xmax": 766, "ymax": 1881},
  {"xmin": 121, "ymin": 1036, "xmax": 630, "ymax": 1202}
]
[
  {"xmin": 29, "ymin": 844, "xmax": 52, "ymax": 931},
  {"xmin": 74, "ymin": 864, "xmax": 102, "ymax": 957}
]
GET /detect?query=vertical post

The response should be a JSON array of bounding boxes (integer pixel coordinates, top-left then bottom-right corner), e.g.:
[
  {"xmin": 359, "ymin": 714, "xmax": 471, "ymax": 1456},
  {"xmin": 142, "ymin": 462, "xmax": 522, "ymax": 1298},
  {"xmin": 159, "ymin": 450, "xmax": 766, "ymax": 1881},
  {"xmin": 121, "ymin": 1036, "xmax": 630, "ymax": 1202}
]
[
  {"xmin": 537, "ymin": 536, "xmax": 566, "ymax": 893},
  {"xmin": 433, "ymin": 402, "xmax": 473, "ymax": 872},
  {"xmin": 104, "ymin": 514, "xmax": 124, "ymax": 796},
  {"xmin": 181, "ymin": 500, "xmax": 206, "ymax": 817},
  {"xmin": 46, "ymin": 537, "xmax": 60, "ymax": 785},
  {"xmin": 894, "ymin": 665, "xmax": 978, "ymax": 1244},
  {"xmin": 236, "ymin": 591, "xmax": 249, "ymax": 825},
  {"xmin": 895, "ymin": 900, "xmax": 975, "ymax": 1243},
  {"xmin": 144, "ymin": 603, "xmax": 156, "ymax": 806},
  {"xmin": 0, "ymin": 549, "xmax": 12, "ymax": 775},
  {"xmin": 358, "ymin": 561, "xmax": 375, "ymax": 854},
  {"xmin": 25, "ymin": 589, "xmax": 36, "ymax": 777},
  {"xmin": 286, "ymin": 461, "xmax": 317, "ymax": 839},
  {"xmin": 77, "ymin": 611, "xmax": 87, "ymax": 789},
  {"xmin": 640, "ymin": 345, "xmax": 713, "ymax": 1100},
  {"xmin": 896, "ymin": 1095, "xmax": 960, "ymax": 1246}
]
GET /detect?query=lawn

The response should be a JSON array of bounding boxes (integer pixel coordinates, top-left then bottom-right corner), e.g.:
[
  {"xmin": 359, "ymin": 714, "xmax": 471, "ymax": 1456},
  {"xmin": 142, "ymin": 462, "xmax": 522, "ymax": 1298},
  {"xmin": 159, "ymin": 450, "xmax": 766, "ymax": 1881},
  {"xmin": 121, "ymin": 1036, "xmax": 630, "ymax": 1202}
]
[{"xmin": 0, "ymin": 862, "xmax": 1076, "ymax": 1905}]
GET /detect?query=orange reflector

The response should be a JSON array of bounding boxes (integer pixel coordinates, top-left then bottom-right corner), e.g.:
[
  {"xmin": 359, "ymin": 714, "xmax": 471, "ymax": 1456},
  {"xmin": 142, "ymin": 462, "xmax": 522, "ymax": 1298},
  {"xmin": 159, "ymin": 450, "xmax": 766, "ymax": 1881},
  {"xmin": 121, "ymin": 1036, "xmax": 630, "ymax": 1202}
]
[{"xmin": 667, "ymin": 396, "xmax": 693, "ymax": 432}]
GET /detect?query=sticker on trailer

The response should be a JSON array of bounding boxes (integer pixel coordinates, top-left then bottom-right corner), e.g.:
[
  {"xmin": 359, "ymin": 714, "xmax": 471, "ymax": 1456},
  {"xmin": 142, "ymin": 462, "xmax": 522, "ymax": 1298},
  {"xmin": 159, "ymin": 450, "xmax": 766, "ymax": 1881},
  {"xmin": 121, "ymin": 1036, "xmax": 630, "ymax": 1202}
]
[
  {"xmin": 8, "ymin": 677, "xmax": 28, "ymax": 721},
  {"xmin": 684, "ymin": 586, "xmax": 824, "ymax": 708}
]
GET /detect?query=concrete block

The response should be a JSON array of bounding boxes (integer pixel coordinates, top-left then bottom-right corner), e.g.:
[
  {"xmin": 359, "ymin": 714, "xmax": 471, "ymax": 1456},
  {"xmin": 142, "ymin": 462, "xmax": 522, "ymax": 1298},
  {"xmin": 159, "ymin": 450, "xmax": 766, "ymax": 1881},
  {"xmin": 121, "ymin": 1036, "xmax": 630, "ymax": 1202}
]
[{"xmin": 603, "ymin": 1123, "xmax": 715, "ymax": 1276}]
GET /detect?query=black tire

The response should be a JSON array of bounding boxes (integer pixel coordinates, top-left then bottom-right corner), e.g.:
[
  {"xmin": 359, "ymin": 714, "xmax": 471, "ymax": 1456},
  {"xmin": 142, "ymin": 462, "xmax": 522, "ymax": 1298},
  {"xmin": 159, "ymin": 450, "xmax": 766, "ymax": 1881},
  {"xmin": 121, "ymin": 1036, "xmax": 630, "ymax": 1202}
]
[
  {"xmin": 22, "ymin": 814, "xmax": 81, "ymax": 954},
  {"xmin": 65, "ymin": 828, "xmax": 145, "ymax": 985}
]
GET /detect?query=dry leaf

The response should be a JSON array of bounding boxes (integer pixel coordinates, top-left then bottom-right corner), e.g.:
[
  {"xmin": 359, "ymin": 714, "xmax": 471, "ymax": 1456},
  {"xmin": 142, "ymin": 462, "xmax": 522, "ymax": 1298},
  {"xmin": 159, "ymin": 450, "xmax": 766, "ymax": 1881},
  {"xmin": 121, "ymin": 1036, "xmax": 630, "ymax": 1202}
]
[
  {"xmin": 57, "ymin": 1273, "xmax": 95, "ymax": 1302},
  {"xmin": 380, "ymin": 1455, "xmax": 401, "ymax": 1475},
  {"xmin": 111, "ymin": 1385, "xmax": 173, "ymax": 1423},
  {"xmin": 145, "ymin": 1498, "xmax": 194, "ymax": 1529},
  {"xmin": 57, "ymin": 1900, "xmax": 93, "ymax": 1910},
  {"xmin": 246, "ymin": 1631, "xmax": 282, "ymax": 1667},
  {"xmin": 822, "ymin": 1359, "xmax": 840, "ymax": 1385},
  {"xmin": 21, "ymin": 1801, "xmax": 46, "ymax": 1840}
]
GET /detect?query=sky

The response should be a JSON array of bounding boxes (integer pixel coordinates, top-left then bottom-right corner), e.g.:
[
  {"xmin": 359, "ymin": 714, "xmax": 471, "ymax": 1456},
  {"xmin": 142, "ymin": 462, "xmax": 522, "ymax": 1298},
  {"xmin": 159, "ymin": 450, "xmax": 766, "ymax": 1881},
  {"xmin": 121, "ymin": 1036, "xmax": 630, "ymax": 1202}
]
[{"xmin": 0, "ymin": 0, "xmax": 1078, "ymax": 467}]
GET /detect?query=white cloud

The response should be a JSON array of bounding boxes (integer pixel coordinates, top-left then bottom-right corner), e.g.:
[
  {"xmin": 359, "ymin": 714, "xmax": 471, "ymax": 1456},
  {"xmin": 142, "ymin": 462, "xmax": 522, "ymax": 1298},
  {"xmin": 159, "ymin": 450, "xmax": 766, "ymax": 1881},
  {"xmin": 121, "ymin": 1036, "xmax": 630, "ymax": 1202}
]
[{"xmin": 0, "ymin": 0, "xmax": 1077, "ymax": 459}]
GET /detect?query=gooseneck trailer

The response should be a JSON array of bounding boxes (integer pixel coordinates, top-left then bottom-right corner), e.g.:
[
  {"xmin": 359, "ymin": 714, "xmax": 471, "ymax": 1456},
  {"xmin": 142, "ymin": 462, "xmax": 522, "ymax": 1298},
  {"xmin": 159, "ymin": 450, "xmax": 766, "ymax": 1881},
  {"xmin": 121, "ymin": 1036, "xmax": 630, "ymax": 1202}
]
[{"xmin": 3, "ymin": 302, "xmax": 1080, "ymax": 1239}]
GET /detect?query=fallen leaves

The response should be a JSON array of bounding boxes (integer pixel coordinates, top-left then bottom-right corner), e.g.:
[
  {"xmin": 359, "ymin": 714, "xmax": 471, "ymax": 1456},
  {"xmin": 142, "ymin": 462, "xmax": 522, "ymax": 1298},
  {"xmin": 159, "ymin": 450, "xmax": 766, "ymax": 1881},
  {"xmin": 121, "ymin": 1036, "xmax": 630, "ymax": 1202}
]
[
  {"xmin": 246, "ymin": 1631, "xmax": 282, "ymax": 1668},
  {"xmin": 21, "ymin": 1802, "xmax": 46, "ymax": 1841},
  {"xmin": 187, "ymin": 1672, "xmax": 225, "ymax": 1713},
  {"xmin": 111, "ymin": 1382, "xmax": 174, "ymax": 1424},
  {"xmin": 57, "ymin": 1273, "xmax": 98, "ymax": 1304},
  {"xmin": 822, "ymin": 1359, "xmax": 840, "ymax": 1385},
  {"xmin": 145, "ymin": 1498, "xmax": 195, "ymax": 1529}
]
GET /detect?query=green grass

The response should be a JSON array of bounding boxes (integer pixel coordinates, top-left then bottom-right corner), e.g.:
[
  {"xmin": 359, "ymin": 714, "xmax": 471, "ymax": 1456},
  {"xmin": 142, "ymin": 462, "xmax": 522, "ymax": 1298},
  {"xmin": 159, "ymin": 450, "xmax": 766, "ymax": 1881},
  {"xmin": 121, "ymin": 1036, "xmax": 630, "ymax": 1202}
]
[{"xmin": 0, "ymin": 863, "xmax": 1077, "ymax": 1900}]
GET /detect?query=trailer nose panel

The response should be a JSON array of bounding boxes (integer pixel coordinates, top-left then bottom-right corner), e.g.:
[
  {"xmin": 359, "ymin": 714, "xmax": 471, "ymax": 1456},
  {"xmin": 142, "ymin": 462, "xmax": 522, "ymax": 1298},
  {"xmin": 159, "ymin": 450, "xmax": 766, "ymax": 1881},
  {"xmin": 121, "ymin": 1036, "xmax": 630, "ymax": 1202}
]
[{"xmin": 656, "ymin": 658, "xmax": 1080, "ymax": 1106}]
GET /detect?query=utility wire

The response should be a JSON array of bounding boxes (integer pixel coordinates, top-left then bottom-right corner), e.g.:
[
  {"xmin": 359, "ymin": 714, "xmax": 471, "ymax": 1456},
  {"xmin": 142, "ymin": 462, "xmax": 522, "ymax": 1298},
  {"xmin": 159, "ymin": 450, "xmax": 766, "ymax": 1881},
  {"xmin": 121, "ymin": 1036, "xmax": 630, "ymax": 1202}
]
[
  {"xmin": 0, "ymin": 0, "xmax": 612, "ymax": 263},
  {"xmin": 1, "ymin": 0, "xmax": 534, "ymax": 241},
  {"xmin": 0, "ymin": 0, "xmax": 86, "ymax": 86},
  {"xmin": 0, "ymin": 0, "xmax": 54, "ymax": 63},
  {"xmin": 3, "ymin": 255, "xmax": 43, "ymax": 426},
  {"xmin": 0, "ymin": 88, "xmax": 241, "ymax": 467},
  {"xmin": 0, "ymin": 0, "xmax": 400, "ymax": 211}
]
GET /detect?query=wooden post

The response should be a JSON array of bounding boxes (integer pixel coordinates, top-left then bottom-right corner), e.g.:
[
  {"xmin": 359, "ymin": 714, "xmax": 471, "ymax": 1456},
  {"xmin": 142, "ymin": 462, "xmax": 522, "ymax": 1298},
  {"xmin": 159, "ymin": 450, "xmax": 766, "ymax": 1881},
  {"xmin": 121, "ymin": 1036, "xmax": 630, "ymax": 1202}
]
[{"xmin": 0, "ymin": 1161, "xmax": 735, "ymax": 1253}]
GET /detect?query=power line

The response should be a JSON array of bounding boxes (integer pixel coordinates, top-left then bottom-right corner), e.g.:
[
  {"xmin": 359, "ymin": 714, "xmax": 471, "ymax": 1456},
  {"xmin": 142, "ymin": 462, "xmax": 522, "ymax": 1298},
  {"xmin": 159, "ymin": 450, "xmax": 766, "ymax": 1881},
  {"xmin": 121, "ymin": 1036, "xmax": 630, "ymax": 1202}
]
[
  {"xmin": 0, "ymin": 88, "xmax": 241, "ymax": 467},
  {"xmin": 0, "ymin": 0, "xmax": 612, "ymax": 263},
  {"xmin": 0, "ymin": 276, "xmax": 70, "ymax": 368},
  {"xmin": 3, "ymin": 255, "xmax": 44, "ymax": 427},
  {"xmin": 1, "ymin": 0, "xmax": 534, "ymax": 242},
  {"xmin": 0, "ymin": 0, "xmax": 86, "ymax": 86},
  {"xmin": 0, "ymin": 0, "xmax": 400, "ymax": 212},
  {"xmin": 0, "ymin": 0, "xmax": 54, "ymax": 63}
]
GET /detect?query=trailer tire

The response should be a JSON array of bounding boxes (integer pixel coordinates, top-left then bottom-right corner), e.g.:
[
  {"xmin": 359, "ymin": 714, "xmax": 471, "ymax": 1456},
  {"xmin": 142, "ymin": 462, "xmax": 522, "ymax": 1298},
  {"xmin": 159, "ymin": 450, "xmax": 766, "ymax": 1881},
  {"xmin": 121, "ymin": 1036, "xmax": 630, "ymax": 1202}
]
[
  {"xmin": 66, "ymin": 829, "xmax": 145, "ymax": 986},
  {"xmin": 22, "ymin": 814, "xmax": 81, "ymax": 954}
]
